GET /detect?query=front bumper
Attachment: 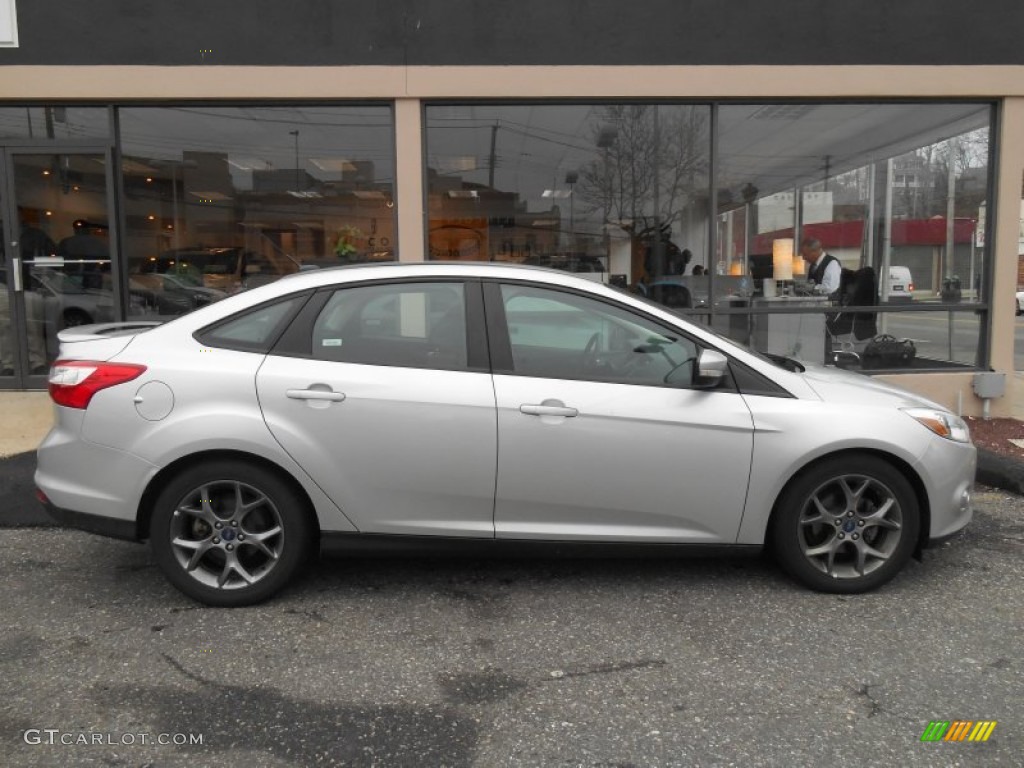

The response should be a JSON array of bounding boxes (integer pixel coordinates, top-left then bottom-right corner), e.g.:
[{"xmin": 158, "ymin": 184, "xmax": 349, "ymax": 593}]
[{"xmin": 916, "ymin": 438, "xmax": 976, "ymax": 543}]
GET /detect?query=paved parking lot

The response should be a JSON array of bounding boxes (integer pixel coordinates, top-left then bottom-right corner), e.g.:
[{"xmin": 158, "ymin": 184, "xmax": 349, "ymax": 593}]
[{"xmin": 1, "ymin": 489, "xmax": 1022, "ymax": 767}]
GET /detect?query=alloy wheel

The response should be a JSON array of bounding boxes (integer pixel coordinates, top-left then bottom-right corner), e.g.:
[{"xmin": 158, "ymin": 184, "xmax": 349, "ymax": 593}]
[
  {"xmin": 797, "ymin": 474, "xmax": 903, "ymax": 579},
  {"xmin": 168, "ymin": 480, "xmax": 285, "ymax": 590}
]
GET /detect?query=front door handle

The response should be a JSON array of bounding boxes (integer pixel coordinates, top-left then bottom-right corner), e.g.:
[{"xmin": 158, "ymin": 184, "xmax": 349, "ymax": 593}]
[
  {"xmin": 286, "ymin": 388, "xmax": 346, "ymax": 402},
  {"xmin": 520, "ymin": 403, "xmax": 578, "ymax": 418}
]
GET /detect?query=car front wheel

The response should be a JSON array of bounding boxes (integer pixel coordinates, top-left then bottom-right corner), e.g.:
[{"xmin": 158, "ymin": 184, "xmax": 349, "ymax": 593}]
[
  {"xmin": 771, "ymin": 455, "xmax": 920, "ymax": 593},
  {"xmin": 150, "ymin": 460, "xmax": 313, "ymax": 606}
]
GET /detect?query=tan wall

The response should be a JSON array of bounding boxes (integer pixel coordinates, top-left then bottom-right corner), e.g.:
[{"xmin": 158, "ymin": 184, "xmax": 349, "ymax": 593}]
[
  {"xmin": 4, "ymin": 65, "xmax": 1024, "ymax": 99},
  {"xmin": 984, "ymin": 97, "xmax": 1024, "ymax": 416},
  {"xmin": 875, "ymin": 372, "xmax": 1004, "ymax": 418}
]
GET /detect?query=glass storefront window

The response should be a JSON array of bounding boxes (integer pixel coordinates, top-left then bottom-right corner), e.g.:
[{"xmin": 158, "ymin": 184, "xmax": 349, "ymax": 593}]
[
  {"xmin": 0, "ymin": 107, "xmax": 111, "ymax": 141},
  {"xmin": 426, "ymin": 101, "xmax": 992, "ymax": 371},
  {"xmin": 117, "ymin": 105, "xmax": 396, "ymax": 319},
  {"xmin": 424, "ymin": 104, "xmax": 711, "ymax": 288},
  {"xmin": 710, "ymin": 102, "xmax": 992, "ymax": 371},
  {"xmin": 716, "ymin": 103, "xmax": 991, "ymax": 306}
]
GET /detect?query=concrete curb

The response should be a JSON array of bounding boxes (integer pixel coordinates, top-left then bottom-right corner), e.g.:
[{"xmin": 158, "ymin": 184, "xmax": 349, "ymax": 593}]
[{"xmin": 975, "ymin": 447, "xmax": 1024, "ymax": 496}]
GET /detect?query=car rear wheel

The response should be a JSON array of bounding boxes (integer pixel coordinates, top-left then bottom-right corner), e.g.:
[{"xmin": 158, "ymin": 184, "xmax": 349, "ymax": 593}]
[
  {"xmin": 150, "ymin": 461, "xmax": 313, "ymax": 606},
  {"xmin": 771, "ymin": 455, "xmax": 919, "ymax": 593},
  {"xmin": 62, "ymin": 308, "xmax": 92, "ymax": 328}
]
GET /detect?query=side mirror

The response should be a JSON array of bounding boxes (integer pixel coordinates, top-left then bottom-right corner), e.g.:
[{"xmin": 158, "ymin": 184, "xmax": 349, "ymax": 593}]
[{"xmin": 693, "ymin": 349, "xmax": 728, "ymax": 388}]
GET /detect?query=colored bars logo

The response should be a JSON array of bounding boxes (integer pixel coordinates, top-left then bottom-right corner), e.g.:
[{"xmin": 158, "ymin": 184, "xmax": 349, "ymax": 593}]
[{"xmin": 921, "ymin": 721, "xmax": 997, "ymax": 742}]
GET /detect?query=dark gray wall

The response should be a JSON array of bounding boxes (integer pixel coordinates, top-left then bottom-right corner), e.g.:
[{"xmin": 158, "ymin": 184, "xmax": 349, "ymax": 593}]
[{"xmin": 3, "ymin": 0, "xmax": 1023, "ymax": 67}]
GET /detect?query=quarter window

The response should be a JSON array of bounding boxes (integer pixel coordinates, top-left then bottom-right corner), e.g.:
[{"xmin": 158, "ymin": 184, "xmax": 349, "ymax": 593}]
[
  {"xmin": 312, "ymin": 282, "xmax": 468, "ymax": 370},
  {"xmin": 499, "ymin": 284, "xmax": 699, "ymax": 387},
  {"xmin": 197, "ymin": 295, "xmax": 306, "ymax": 352}
]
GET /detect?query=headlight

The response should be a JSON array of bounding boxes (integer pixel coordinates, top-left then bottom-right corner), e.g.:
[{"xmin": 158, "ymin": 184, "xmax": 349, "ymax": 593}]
[{"xmin": 902, "ymin": 407, "xmax": 971, "ymax": 443}]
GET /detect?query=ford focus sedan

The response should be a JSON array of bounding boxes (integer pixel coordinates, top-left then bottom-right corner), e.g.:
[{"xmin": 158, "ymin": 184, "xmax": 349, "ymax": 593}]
[{"xmin": 36, "ymin": 263, "xmax": 975, "ymax": 606}]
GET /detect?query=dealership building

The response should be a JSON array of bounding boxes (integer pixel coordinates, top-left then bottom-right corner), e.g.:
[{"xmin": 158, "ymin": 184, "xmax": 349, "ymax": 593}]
[{"xmin": 1, "ymin": 0, "xmax": 1023, "ymax": 415}]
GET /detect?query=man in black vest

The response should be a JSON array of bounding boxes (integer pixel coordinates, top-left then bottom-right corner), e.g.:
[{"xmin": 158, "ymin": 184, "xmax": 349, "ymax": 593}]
[
  {"xmin": 799, "ymin": 237, "xmax": 842, "ymax": 362},
  {"xmin": 800, "ymin": 237, "xmax": 841, "ymax": 296}
]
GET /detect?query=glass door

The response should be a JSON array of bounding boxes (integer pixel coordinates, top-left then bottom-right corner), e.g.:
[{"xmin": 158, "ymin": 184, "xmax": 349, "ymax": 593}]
[{"xmin": 1, "ymin": 148, "xmax": 117, "ymax": 388}]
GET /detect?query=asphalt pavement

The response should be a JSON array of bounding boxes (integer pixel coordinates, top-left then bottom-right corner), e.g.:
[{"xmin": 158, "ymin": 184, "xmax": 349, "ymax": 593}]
[
  {"xmin": 3, "ymin": 353, "xmax": 1024, "ymax": 765},
  {"xmin": 1, "ymin": 489, "xmax": 1021, "ymax": 767}
]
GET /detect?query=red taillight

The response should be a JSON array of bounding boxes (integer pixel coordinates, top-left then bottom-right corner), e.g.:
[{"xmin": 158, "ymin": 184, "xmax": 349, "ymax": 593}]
[{"xmin": 48, "ymin": 360, "xmax": 147, "ymax": 409}]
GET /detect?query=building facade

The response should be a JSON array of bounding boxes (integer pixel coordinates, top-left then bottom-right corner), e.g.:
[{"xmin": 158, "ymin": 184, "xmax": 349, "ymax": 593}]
[{"xmin": 1, "ymin": 0, "xmax": 1023, "ymax": 415}]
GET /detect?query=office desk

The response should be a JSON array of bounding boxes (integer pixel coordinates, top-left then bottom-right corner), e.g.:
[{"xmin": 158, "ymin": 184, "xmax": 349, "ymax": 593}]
[{"xmin": 750, "ymin": 296, "xmax": 831, "ymax": 364}]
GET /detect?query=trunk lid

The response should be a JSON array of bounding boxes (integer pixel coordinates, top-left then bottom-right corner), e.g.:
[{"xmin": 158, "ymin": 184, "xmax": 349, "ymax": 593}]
[{"xmin": 55, "ymin": 321, "xmax": 162, "ymax": 362}]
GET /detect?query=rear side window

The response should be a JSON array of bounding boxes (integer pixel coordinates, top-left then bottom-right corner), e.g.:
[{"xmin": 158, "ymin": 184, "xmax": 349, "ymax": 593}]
[
  {"xmin": 196, "ymin": 295, "xmax": 306, "ymax": 352},
  {"xmin": 312, "ymin": 282, "xmax": 468, "ymax": 370}
]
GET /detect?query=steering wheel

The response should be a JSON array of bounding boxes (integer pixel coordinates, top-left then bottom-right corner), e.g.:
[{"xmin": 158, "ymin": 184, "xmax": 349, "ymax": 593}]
[{"xmin": 663, "ymin": 357, "xmax": 696, "ymax": 384}]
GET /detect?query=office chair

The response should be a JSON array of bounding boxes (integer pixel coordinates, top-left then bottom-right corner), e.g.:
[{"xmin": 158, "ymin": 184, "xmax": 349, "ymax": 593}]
[{"xmin": 826, "ymin": 267, "xmax": 878, "ymax": 367}]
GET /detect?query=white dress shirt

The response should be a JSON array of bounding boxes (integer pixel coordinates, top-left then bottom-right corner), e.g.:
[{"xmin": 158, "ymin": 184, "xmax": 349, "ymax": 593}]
[{"xmin": 810, "ymin": 254, "xmax": 842, "ymax": 294}]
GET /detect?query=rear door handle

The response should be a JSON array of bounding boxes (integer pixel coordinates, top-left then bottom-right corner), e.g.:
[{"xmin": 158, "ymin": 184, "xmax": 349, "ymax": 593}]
[
  {"xmin": 520, "ymin": 403, "xmax": 578, "ymax": 417},
  {"xmin": 286, "ymin": 388, "xmax": 346, "ymax": 402}
]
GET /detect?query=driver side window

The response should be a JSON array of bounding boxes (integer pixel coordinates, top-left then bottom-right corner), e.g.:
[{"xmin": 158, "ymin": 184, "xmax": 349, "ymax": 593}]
[{"xmin": 500, "ymin": 284, "xmax": 699, "ymax": 387}]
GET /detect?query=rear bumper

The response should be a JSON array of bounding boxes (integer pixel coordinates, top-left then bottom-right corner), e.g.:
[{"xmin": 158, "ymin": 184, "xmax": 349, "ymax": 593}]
[
  {"xmin": 35, "ymin": 408, "xmax": 158, "ymax": 528},
  {"xmin": 42, "ymin": 499, "xmax": 139, "ymax": 541}
]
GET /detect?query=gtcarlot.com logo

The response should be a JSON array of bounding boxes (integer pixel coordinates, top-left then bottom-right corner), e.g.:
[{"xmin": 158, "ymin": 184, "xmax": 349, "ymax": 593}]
[
  {"xmin": 23, "ymin": 729, "xmax": 204, "ymax": 746},
  {"xmin": 921, "ymin": 720, "xmax": 997, "ymax": 742}
]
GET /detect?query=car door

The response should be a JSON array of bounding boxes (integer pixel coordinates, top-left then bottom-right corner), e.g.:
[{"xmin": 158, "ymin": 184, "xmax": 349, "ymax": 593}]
[
  {"xmin": 485, "ymin": 281, "xmax": 754, "ymax": 543},
  {"xmin": 256, "ymin": 279, "xmax": 497, "ymax": 537}
]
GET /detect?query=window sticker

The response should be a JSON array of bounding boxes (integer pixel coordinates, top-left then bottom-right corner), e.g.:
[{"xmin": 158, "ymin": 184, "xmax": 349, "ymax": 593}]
[{"xmin": 321, "ymin": 338, "xmax": 343, "ymax": 347}]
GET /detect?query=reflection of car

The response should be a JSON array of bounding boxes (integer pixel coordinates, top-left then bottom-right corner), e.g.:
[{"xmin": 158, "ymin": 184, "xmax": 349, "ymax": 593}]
[
  {"xmin": 0, "ymin": 267, "xmax": 115, "ymax": 365},
  {"xmin": 129, "ymin": 274, "xmax": 226, "ymax": 317},
  {"xmin": 887, "ymin": 266, "xmax": 914, "ymax": 303},
  {"xmin": 134, "ymin": 247, "xmax": 294, "ymax": 293},
  {"xmin": 38, "ymin": 263, "xmax": 975, "ymax": 606},
  {"xmin": 32, "ymin": 269, "xmax": 115, "ymax": 329}
]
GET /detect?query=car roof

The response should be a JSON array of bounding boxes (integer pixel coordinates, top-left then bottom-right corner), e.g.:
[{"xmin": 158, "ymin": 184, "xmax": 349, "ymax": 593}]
[
  {"xmin": 278, "ymin": 260, "xmax": 597, "ymax": 289},
  {"xmin": 169, "ymin": 261, "xmax": 633, "ymax": 333}
]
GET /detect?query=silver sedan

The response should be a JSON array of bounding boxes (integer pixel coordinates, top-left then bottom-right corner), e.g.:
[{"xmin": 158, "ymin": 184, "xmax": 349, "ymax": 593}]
[{"xmin": 36, "ymin": 263, "xmax": 975, "ymax": 605}]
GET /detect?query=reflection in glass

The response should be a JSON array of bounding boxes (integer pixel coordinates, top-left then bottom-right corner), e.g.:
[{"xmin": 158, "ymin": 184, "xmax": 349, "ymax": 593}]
[
  {"xmin": 0, "ymin": 107, "xmax": 111, "ymax": 141},
  {"xmin": 4, "ymin": 154, "xmax": 114, "ymax": 374},
  {"xmin": 716, "ymin": 103, "xmax": 991, "ymax": 306},
  {"xmin": 710, "ymin": 102, "xmax": 992, "ymax": 371},
  {"xmin": 117, "ymin": 106, "xmax": 396, "ymax": 320},
  {"xmin": 425, "ymin": 104, "xmax": 711, "ymax": 290}
]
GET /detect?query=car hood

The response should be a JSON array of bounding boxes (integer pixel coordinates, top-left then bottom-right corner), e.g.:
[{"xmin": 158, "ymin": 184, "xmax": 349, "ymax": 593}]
[{"xmin": 797, "ymin": 363, "xmax": 946, "ymax": 410}]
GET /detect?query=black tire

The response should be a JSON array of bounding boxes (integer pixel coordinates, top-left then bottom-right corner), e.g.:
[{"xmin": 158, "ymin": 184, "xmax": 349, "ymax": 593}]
[
  {"xmin": 150, "ymin": 460, "xmax": 313, "ymax": 606},
  {"xmin": 771, "ymin": 454, "xmax": 919, "ymax": 593},
  {"xmin": 62, "ymin": 308, "xmax": 92, "ymax": 328}
]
